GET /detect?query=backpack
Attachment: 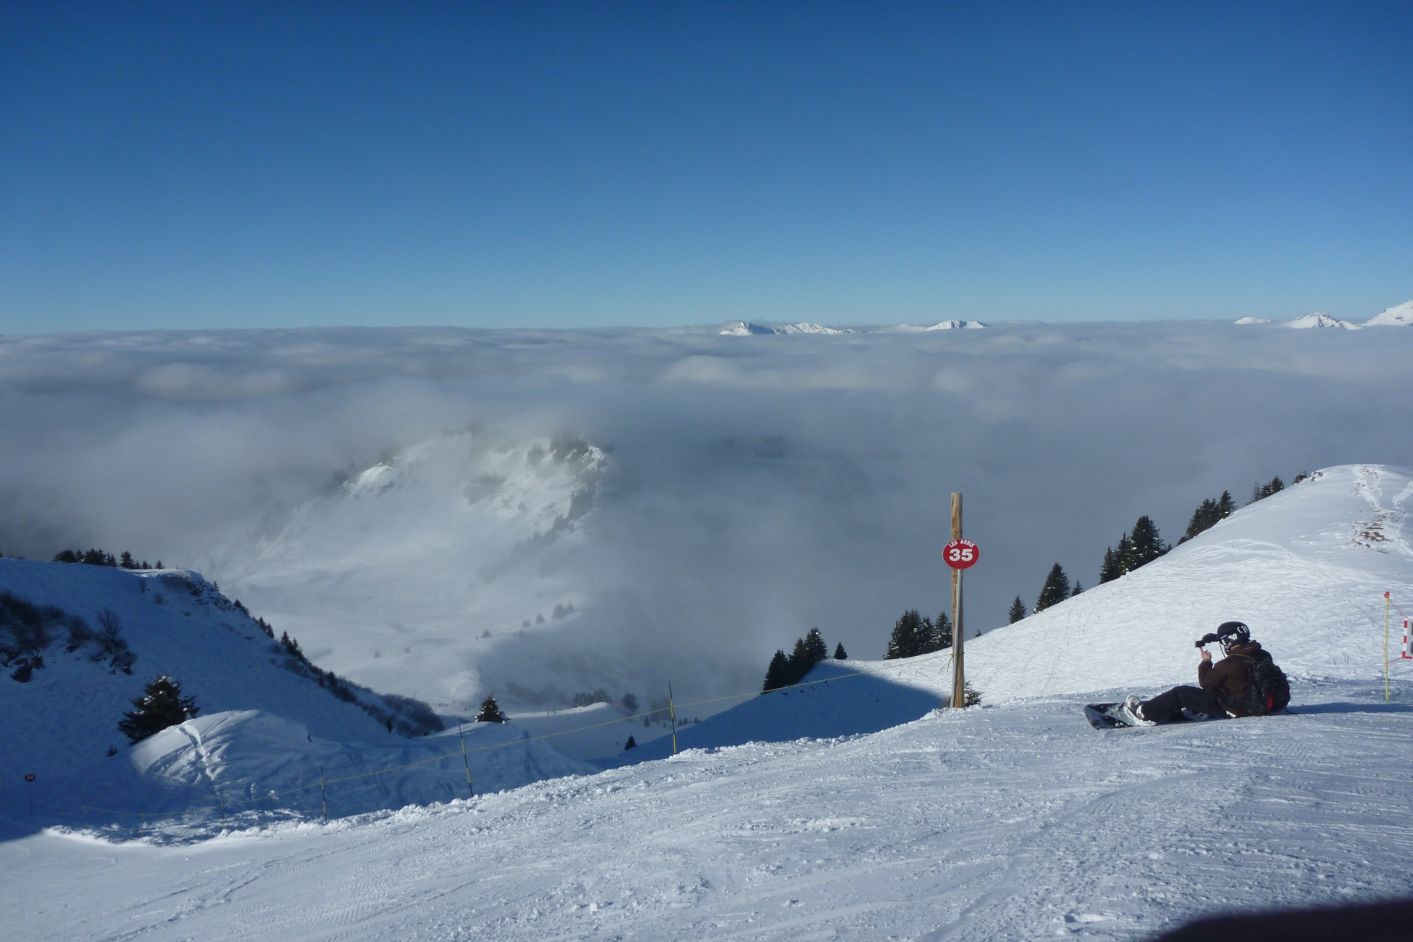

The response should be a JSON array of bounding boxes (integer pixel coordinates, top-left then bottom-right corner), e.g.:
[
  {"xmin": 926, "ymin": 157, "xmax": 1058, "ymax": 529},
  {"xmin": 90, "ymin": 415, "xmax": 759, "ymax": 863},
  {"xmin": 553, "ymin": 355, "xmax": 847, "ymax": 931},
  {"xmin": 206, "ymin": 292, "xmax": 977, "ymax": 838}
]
[{"xmin": 1245, "ymin": 652, "xmax": 1291, "ymax": 715}]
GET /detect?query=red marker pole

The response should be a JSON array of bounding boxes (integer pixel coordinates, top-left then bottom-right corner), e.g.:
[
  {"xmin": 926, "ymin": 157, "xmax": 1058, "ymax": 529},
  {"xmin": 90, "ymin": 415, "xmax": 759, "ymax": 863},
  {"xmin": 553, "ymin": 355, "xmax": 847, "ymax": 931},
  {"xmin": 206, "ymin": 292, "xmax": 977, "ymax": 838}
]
[
  {"xmin": 1402, "ymin": 618, "xmax": 1410, "ymax": 660},
  {"xmin": 942, "ymin": 497, "xmax": 980, "ymax": 710}
]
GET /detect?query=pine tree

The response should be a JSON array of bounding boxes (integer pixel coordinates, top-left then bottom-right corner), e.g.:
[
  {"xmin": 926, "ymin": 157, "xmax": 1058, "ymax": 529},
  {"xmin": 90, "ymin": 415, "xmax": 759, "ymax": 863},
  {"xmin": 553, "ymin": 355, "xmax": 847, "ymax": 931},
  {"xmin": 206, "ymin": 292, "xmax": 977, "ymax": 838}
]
[
  {"xmin": 1008, "ymin": 597, "xmax": 1026, "ymax": 623},
  {"xmin": 787, "ymin": 637, "xmax": 810, "ymax": 683},
  {"xmin": 1099, "ymin": 547, "xmax": 1121, "ymax": 584},
  {"xmin": 1034, "ymin": 564, "xmax": 1071, "ymax": 613},
  {"xmin": 927, "ymin": 611, "xmax": 953, "ymax": 651},
  {"xmin": 802, "ymin": 627, "xmax": 829, "ymax": 665},
  {"xmin": 1071, "ymin": 580, "xmax": 1083, "ymax": 596},
  {"xmin": 1115, "ymin": 533, "xmax": 1137, "ymax": 575},
  {"xmin": 624, "ymin": 736, "xmax": 637, "ymax": 750},
  {"xmin": 884, "ymin": 609, "xmax": 925, "ymax": 659},
  {"xmin": 1128, "ymin": 516, "xmax": 1167, "ymax": 566},
  {"xmin": 762, "ymin": 649, "xmax": 789, "ymax": 692},
  {"xmin": 118, "ymin": 675, "xmax": 200, "ymax": 743},
  {"xmin": 119, "ymin": 551, "xmax": 137, "ymax": 569},
  {"xmin": 833, "ymin": 642, "xmax": 847, "ymax": 660},
  {"xmin": 1183, "ymin": 498, "xmax": 1220, "ymax": 541},
  {"xmin": 1217, "ymin": 490, "xmax": 1235, "ymax": 519},
  {"xmin": 1251, "ymin": 476, "xmax": 1285, "ymax": 503},
  {"xmin": 475, "ymin": 695, "xmax": 507, "ymax": 723}
]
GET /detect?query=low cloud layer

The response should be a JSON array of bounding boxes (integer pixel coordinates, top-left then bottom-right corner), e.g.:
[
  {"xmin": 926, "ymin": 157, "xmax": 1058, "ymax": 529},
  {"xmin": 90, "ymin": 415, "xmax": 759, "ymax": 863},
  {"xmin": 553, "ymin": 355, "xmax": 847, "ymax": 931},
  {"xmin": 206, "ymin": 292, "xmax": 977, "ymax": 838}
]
[{"xmin": 2, "ymin": 323, "xmax": 1409, "ymax": 707}]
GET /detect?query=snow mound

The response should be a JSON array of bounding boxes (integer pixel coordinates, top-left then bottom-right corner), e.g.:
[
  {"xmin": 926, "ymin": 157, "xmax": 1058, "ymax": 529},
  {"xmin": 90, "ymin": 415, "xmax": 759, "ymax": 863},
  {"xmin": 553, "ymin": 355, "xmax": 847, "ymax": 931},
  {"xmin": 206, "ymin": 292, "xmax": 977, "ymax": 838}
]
[
  {"xmin": 1366, "ymin": 299, "xmax": 1413, "ymax": 327},
  {"xmin": 80, "ymin": 709, "xmax": 593, "ymax": 820},
  {"xmin": 924, "ymin": 319, "xmax": 986, "ymax": 330}
]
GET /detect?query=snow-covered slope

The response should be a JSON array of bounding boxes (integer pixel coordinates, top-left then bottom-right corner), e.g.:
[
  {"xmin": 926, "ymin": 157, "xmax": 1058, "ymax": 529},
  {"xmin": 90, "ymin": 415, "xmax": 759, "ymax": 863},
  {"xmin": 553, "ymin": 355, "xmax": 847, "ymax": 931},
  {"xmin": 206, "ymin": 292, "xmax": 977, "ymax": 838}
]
[
  {"xmin": 629, "ymin": 464, "xmax": 1413, "ymax": 757},
  {"xmin": 3, "ymin": 678, "xmax": 1409, "ymax": 940},
  {"xmin": 0, "ymin": 559, "xmax": 594, "ymax": 826},
  {"xmin": 1366, "ymin": 299, "xmax": 1413, "ymax": 326},
  {"xmin": 968, "ymin": 464, "xmax": 1411, "ymax": 701}
]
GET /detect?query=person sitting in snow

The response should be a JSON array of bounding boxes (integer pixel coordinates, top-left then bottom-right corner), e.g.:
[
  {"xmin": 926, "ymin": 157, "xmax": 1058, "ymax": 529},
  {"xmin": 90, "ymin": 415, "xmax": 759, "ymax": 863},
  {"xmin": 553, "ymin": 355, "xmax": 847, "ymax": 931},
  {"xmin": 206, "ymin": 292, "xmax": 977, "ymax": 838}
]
[{"xmin": 1118, "ymin": 621, "xmax": 1277, "ymax": 725}]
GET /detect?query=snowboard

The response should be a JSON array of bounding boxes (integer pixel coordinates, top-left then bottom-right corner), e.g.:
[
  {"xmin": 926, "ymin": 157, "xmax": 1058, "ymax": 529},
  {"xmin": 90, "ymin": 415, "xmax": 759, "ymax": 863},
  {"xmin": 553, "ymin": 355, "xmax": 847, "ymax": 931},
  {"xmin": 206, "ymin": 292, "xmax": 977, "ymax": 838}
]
[
  {"xmin": 1083, "ymin": 702, "xmax": 1132, "ymax": 729},
  {"xmin": 1084, "ymin": 701, "xmax": 1218, "ymax": 729}
]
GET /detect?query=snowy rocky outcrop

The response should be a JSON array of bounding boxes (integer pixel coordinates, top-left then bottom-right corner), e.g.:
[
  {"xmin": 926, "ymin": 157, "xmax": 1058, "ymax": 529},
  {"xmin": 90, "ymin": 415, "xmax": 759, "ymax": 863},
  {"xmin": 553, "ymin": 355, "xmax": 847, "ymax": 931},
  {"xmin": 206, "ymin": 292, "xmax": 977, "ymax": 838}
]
[
  {"xmin": 923, "ymin": 319, "xmax": 986, "ymax": 330},
  {"xmin": 1233, "ymin": 316, "xmax": 1271, "ymax": 325}
]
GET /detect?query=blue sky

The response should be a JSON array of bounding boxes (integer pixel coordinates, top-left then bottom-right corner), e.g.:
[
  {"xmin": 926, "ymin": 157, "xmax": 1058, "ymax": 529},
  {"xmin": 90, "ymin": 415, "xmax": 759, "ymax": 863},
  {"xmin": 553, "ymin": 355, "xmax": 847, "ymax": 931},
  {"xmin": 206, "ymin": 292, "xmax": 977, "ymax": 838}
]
[{"xmin": 3, "ymin": 1, "xmax": 1410, "ymax": 332}]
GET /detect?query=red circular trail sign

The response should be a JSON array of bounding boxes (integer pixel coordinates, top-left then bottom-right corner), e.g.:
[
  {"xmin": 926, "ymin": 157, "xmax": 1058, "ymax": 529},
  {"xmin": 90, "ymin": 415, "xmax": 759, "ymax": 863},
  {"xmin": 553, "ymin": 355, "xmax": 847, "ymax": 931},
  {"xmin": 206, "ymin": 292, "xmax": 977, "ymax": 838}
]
[{"xmin": 942, "ymin": 539, "xmax": 980, "ymax": 570}]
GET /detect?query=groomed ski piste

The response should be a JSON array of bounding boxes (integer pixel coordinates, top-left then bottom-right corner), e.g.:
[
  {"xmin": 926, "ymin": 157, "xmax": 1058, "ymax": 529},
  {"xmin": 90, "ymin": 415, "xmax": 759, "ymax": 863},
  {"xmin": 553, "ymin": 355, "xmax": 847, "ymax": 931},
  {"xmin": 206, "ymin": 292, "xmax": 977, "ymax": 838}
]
[{"xmin": 3, "ymin": 464, "xmax": 1412, "ymax": 940}]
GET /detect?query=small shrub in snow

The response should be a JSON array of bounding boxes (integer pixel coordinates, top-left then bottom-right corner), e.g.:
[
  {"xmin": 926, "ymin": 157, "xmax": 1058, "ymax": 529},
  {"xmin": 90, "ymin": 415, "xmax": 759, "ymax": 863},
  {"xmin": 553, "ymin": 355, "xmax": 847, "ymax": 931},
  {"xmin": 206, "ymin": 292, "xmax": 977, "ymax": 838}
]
[
  {"xmin": 475, "ymin": 695, "xmax": 507, "ymax": 723},
  {"xmin": 118, "ymin": 675, "xmax": 200, "ymax": 743}
]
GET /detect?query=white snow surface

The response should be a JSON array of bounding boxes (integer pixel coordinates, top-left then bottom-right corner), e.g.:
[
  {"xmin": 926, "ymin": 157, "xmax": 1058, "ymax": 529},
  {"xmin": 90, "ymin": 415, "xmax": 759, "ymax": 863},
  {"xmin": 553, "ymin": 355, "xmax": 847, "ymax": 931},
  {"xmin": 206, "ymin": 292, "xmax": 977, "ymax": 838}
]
[{"xmin": 3, "ymin": 464, "xmax": 1413, "ymax": 939}]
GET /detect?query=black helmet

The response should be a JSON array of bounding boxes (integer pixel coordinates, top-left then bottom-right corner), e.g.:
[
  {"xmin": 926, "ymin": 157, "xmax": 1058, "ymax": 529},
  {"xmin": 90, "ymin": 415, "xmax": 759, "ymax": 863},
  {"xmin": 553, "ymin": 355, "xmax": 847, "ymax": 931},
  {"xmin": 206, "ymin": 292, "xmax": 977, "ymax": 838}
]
[{"xmin": 1216, "ymin": 621, "xmax": 1250, "ymax": 652}]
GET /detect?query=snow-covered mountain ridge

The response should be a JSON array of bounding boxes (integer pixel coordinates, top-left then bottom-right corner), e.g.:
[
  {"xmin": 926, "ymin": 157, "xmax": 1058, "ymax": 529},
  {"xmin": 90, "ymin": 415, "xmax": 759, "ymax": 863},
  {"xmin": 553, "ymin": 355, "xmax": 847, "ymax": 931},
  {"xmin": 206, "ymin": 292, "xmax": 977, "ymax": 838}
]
[{"xmin": 1235, "ymin": 299, "xmax": 1412, "ymax": 328}]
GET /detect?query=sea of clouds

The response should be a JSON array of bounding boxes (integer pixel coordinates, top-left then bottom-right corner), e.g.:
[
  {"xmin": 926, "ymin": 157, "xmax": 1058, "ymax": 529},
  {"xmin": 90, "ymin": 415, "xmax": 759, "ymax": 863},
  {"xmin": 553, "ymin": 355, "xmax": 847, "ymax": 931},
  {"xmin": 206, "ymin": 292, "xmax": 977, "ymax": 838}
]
[{"xmin": 2, "ymin": 321, "xmax": 1409, "ymax": 707}]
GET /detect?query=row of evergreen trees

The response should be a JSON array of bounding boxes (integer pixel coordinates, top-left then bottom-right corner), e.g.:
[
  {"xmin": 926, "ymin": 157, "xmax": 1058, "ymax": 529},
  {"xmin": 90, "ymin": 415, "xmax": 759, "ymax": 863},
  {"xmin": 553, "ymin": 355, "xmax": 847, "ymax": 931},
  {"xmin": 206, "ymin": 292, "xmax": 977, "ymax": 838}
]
[
  {"xmin": 760, "ymin": 607, "xmax": 960, "ymax": 695},
  {"xmin": 53, "ymin": 548, "xmax": 164, "ymax": 569},
  {"xmin": 883, "ymin": 609, "xmax": 951, "ymax": 659},
  {"xmin": 762, "ymin": 627, "xmax": 846, "ymax": 692}
]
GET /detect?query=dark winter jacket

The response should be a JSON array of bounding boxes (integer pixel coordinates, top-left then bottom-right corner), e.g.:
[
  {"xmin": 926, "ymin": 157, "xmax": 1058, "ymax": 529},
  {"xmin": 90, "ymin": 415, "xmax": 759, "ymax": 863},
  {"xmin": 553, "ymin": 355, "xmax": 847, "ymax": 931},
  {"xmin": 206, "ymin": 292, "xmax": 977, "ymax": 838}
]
[{"xmin": 1197, "ymin": 641, "xmax": 1267, "ymax": 717}]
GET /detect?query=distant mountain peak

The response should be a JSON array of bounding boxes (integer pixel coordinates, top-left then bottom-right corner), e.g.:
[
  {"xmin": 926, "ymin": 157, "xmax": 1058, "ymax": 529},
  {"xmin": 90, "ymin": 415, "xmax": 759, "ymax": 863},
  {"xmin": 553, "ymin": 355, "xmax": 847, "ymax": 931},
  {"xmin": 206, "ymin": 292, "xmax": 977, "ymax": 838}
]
[
  {"xmin": 923, "ymin": 319, "xmax": 986, "ymax": 330},
  {"xmin": 1284, "ymin": 312, "xmax": 1361, "ymax": 330},
  {"xmin": 719, "ymin": 321, "xmax": 852, "ymax": 336},
  {"xmin": 1366, "ymin": 300, "xmax": 1413, "ymax": 327}
]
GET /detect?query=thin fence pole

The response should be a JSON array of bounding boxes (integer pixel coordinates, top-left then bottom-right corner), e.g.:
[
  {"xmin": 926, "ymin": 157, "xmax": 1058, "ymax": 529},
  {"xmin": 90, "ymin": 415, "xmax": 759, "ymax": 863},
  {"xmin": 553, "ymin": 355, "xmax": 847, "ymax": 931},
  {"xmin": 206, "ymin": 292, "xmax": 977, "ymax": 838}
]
[
  {"xmin": 319, "ymin": 765, "xmax": 328, "ymax": 823},
  {"xmin": 458, "ymin": 724, "xmax": 474, "ymax": 798},
  {"xmin": 1385, "ymin": 592, "xmax": 1392, "ymax": 702},
  {"xmin": 668, "ymin": 683, "xmax": 678, "ymax": 756}
]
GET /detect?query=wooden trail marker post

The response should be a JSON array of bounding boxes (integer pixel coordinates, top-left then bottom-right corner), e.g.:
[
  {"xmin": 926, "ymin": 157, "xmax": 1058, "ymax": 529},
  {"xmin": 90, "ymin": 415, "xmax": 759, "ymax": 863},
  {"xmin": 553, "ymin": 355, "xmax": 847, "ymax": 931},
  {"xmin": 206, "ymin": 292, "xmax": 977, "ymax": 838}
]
[{"xmin": 942, "ymin": 493, "xmax": 979, "ymax": 709}]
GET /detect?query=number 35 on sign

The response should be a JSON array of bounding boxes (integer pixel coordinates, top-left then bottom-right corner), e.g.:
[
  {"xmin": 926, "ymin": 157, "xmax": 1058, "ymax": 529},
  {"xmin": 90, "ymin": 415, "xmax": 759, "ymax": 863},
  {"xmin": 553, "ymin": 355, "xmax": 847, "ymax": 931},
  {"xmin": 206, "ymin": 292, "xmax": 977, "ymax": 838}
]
[{"xmin": 942, "ymin": 539, "xmax": 980, "ymax": 570}]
